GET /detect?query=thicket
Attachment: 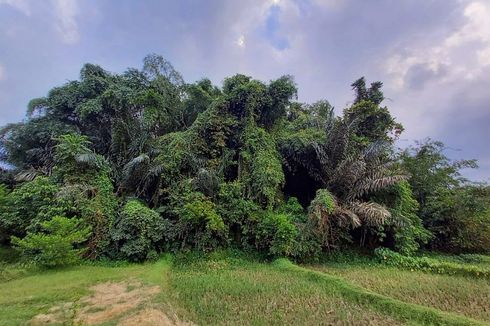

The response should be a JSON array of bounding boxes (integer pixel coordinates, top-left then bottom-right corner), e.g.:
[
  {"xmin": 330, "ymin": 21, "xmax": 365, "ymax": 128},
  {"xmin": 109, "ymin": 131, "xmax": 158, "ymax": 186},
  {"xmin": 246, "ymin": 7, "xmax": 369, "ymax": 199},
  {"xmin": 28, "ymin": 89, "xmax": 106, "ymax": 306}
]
[{"xmin": 0, "ymin": 54, "xmax": 488, "ymax": 266}]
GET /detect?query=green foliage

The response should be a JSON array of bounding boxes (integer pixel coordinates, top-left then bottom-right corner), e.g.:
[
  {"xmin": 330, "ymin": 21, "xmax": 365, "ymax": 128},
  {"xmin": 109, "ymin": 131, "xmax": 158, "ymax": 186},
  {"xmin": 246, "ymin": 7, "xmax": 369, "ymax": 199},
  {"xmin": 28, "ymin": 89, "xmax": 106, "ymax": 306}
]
[
  {"xmin": 375, "ymin": 248, "xmax": 490, "ymax": 279},
  {"xmin": 53, "ymin": 133, "xmax": 109, "ymax": 182},
  {"xmin": 240, "ymin": 126, "xmax": 284, "ymax": 208},
  {"xmin": 0, "ymin": 117, "xmax": 76, "ymax": 171},
  {"xmin": 11, "ymin": 216, "xmax": 91, "ymax": 267},
  {"xmin": 81, "ymin": 174, "xmax": 117, "ymax": 257},
  {"xmin": 0, "ymin": 177, "xmax": 66, "ymax": 242},
  {"xmin": 344, "ymin": 100, "xmax": 403, "ymax": 145},
  {"xmin": 278, "ymin": 197, "xmax": 305, "ymax": 221},
  {"xmin": 181, "ymin": 193, "xmax": 225, "ymax": 232},
  {"xmin": 217, "ymin": 182, "xmax": 259, "ymax": 225},
  {"xmin": 167, "ymin": 183, "xmax": 227, "ymax": 251},
  {"xmin": 111, "ymin": 200, "xmax": 164, "ymax": 262},
  {"xmin": 0, "ymin": 54, "xmax": 487, "ymax": 262},
  {"xmin": 388, "ymin": 181, "xmax": 432, "ymax": 255},
  {"xmin": 255, "ymin": 212, "xmax": 298, "ymax": 256},
  {"xmin": 346, "ymin": 77, "xmax": 403, "ymax": 146},
  {"xmin": 52, "ymin": 134, "xmax": 117, "ymax": 257},
  {"xmin": 307, "ymin": 189, "xmax": 353, "ymax": 250},
  {"xmin": 400, "ymin": 140, "xmax": 487, "ymax": 253},
  {"xmin": 448, "ymin": 199, "xmax": 490, "ymax": 253},
  {"xmin": 0, "ymin": 184, "xmax": 8, "ymax": 212}
]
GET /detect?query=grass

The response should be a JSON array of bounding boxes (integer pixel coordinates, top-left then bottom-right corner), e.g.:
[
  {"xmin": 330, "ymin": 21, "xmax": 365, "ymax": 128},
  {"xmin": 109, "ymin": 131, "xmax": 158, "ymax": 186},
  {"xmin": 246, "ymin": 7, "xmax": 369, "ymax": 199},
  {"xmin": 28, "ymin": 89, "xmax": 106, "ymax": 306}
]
[
  {"xmin": 308, "ymin": 262, "xmax": 490, "ymax": 323},
  {"xmin": 0, "ymin": 249, "xmax": 488, "ymax": 325},
  {"xmin": 168, "ymin": 252, "xmax": 403, "ymax": 325}
]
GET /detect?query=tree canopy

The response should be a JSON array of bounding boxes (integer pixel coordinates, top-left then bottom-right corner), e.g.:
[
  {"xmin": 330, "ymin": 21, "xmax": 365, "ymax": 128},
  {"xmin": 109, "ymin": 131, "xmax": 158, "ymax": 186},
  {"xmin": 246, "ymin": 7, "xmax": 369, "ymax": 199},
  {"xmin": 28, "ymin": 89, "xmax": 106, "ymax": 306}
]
[{"xmin": 0, "ymin": 54, "xmax": 488, "ymax": 265}]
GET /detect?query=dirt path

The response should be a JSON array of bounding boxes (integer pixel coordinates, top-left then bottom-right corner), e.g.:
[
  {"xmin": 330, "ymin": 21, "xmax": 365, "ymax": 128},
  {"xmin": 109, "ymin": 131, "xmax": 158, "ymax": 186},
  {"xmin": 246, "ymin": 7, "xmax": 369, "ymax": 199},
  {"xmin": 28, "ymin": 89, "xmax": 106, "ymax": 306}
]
[{"xmin": 30, "ymin": 280, "xmax": 192, "ymax": 325}]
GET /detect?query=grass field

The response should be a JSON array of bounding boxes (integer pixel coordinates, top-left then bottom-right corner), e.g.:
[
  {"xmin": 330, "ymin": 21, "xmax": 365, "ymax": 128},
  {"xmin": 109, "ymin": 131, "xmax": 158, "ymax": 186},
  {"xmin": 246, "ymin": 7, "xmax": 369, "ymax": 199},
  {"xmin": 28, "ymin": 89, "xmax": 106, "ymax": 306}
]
[
  {"xmin": 310, "ymin": 261, "xmax": 490, "ymax": 323},
  {"xmin": 0, "ymin": 249, "xmax": 489, "ymax": 325}
]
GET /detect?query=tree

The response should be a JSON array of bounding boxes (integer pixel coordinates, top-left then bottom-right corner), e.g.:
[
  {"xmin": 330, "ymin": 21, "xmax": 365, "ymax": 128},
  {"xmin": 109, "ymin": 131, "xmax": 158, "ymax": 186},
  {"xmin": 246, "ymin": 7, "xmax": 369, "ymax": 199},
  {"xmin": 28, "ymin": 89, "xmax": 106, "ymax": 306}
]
[
  {"xmin": 11, "ymin": 216, "xmax": 91, "ymax": 267},
  {"xmin": 399, "ymin": 139, "xmax": 484, "ymax": 251}
]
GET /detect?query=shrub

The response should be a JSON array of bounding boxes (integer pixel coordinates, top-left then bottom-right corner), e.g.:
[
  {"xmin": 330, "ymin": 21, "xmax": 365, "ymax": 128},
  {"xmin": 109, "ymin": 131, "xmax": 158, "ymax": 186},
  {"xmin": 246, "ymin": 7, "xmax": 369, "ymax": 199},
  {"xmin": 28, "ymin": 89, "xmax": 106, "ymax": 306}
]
[
  {"xmin": 390, "ymin": 181, "xmax": 432, "ymax": 255},
  {"xmin": 255, "ymin": 212, "xmax": 298, "ymax": 256},
  {"xmin": 0, "ymin": 177, "xmax": 67, "ymax": 242},
  {"xmin": 217, "ymin": 181, "xmax": 261, "ymax": 245},
  {"xmin": 276, "ymin": 197, "xmax": 322, "ymax": 261},
  {"xmin": 179, "ymin": 192, "xmax": 226, "ymax": 249},
  {"xmin": 450, "ymin": 207, "xmax": 490, "ymax": 254},
  {"xmin": 240, "ymin": 126, "xmax": 284, "ymax": 208},
  {"xmin": 111, "ymin": 199, "xmax": 165, "ymax": 262},
  {"xmin": 291, "ymin": 222, "xmax": 322, "ymax": 262},
  {"xmin": 80, "ymin": 174, "xmax": 117, "ymax": 257},
  {"xmin": 278, "ymin": 197, "xmax": 305, "ymax": 222},
  {"xmin": 375, "ymin": 247, "xmax": 490, "ymax": 279},
  {"xmin": 11, "ymin": 216, "xmax": 91, "ymax": 267},
  {"xmin": 306, "ymin": 189, "xmax": 352, "ymax": 251}
]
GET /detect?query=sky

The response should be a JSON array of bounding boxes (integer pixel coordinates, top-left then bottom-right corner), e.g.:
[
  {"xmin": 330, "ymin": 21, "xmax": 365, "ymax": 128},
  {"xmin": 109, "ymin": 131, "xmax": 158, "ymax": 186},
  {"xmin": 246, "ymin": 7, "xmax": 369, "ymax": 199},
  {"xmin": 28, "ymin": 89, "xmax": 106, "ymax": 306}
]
[{"xmin": 0, "ymin": 0, "xmax": 489, "ymax": 181}]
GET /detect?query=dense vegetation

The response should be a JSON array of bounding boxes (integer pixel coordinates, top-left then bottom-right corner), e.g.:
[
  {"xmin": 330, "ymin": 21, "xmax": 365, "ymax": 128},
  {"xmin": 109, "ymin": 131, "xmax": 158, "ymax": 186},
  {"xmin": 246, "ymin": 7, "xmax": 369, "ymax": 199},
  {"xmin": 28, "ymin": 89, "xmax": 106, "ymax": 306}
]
[{"xmin": 0, "ymin": 54, "xmax": 488, "ymax": 267}]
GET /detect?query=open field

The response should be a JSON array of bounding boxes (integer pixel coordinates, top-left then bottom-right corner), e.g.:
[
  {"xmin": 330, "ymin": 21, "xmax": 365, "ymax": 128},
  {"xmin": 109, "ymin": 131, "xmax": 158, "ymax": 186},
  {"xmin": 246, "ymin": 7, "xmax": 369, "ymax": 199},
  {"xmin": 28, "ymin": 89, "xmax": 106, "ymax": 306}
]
[
  {"xmin": 0, "ymin": 250, "xmax": 489, "ymax": 325},
  {"xmin": 310, "ymin": 260, "xmax": 490, "ymax": 323}
]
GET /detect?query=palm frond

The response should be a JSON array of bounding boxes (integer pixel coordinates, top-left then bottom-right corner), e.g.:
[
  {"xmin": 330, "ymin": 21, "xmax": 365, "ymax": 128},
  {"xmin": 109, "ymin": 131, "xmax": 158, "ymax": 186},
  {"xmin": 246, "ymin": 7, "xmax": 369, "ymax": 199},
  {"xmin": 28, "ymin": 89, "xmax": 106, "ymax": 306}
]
[
  {"xmin": 75, "ymin": 153, "xmax": 100, "ymax": 166},
  {"xmin": 349, "ymin": 175, "xmax": 407, "ymax": 200},
  {"xmin": 334, "ymin": 205, "xmax": 361, "ymax": 228},
  {"xmin": 122, "ymin": 154, "xmax": 150, "ymax": 178},
  {"xmin": 349, "ymin": 201, "xmax": 391, "ymax": 226},
  {"xmin": 14, "ymin": 168, "xmax": 42, "ymax": 182}
]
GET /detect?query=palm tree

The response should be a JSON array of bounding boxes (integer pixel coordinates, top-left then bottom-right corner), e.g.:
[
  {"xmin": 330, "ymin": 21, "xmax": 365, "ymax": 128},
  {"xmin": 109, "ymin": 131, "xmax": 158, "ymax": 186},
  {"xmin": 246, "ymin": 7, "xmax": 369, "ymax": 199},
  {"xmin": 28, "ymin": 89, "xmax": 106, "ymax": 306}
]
[{"xmin": 298, "ymin": 119, "xmax": 406, "ymax": 249}]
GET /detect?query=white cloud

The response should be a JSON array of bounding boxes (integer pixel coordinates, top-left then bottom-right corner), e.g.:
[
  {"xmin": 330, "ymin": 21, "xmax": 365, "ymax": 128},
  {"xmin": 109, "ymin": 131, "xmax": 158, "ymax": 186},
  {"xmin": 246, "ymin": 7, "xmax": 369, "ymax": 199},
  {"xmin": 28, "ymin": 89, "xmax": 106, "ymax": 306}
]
[
  {"xmin": 51, "ymin": 0, "xmax": 79, "ymax": 44},
  {"xmin": 445, "ymin": 2, "xmax": 490, "ymax": 47},
  {"xmin": 385, "ymin": 1, "xmax": 490, "ymax": 89},
  {"xmin": 236, "ymin": 35, "xmax": 246, "ymax": 48},
  {"xmin": 0, "ymin": 0, "xmax": 31, "ymax": 16}
]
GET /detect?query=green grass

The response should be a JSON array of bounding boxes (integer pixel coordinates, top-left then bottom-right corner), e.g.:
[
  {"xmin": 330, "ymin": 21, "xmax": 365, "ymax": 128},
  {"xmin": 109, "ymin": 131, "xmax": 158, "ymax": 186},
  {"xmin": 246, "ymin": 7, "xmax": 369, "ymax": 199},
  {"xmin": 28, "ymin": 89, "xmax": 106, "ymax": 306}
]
[
  {"xmin": 426, "ymin": 252, "xmax": 490, "ymax": 269},
  {"xmin": 309, "ymin": 262, "xmax": 490, "ymax": 323},
  {"xmin": 0, "ymin": 250, "xmax": 488, "ymax": 325},
  {"xmin": 168, "ymin": 253, "xmax": 403, "ymax": 325}
]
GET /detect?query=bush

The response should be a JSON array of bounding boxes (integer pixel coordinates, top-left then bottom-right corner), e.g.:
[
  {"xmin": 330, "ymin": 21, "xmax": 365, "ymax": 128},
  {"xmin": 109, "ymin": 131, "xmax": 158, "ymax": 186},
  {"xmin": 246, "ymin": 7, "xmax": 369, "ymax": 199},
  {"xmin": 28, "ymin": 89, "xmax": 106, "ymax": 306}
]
[
  {"xmin": 278, "ymin": 197, "xmax": 305, "ymax": 222},
  {"xmin": 291, "ymin": 222, "xmax": 322, "ymax": 262},
  {"xmin": 255, "ymin": 212, "xmax": 298, "ymax": 256},
  {"xmin": 166, "ymin": 183, "xmax": 227, "ymax": 251},
  {"xmin": 390, "ymin": 181, "xmax": 432, "ymax": 255},
  {"xmin": 0, "ymin": 177, "xmax": 67, "ymax": 242},
  {"xmin": 11, "ymin": 216, "xmax": 91, "ymax": 267},
  {"xmin": 217, "ymin": 181, "xmax": 261, "ymax": 246},
  {"xmin": 375, "ymin": 247, "xmax": 490, "ymax": 279},
  {"xmin": 111, "ymin": 200, "xmax": 165, "ymax": 262},
  {"xmin": 450, "ymin": 208, "xmax": 490, "ymax": 254}
]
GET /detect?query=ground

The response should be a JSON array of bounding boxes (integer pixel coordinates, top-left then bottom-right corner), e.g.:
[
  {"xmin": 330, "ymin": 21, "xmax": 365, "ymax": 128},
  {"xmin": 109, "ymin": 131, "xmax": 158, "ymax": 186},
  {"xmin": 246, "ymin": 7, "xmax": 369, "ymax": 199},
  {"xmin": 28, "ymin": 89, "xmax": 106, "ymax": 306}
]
[{"xmin": 0, "ymin": 249, "xmax": 489, "ymax": 325}]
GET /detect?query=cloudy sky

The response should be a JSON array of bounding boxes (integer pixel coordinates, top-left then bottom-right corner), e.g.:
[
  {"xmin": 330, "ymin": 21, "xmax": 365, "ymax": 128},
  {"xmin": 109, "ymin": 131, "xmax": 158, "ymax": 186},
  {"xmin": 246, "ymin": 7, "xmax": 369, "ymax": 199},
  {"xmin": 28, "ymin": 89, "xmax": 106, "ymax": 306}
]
[{"xmin": 0, "ymin": 0, "xmax": 489, "ymax": 181}]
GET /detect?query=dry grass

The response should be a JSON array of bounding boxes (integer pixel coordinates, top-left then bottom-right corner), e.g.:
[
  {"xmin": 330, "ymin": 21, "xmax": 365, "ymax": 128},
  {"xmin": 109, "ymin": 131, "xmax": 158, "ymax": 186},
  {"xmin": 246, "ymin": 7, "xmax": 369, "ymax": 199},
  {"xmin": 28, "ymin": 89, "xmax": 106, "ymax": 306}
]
[
  {"xmin": 169, "ymin": 259, "xmax": 404, "ymax": 325},
  {"xmin": 119, "ymin": 308, "xmax": 193, "ymax": 326},
  {"xmin": 30, "ymin": 280, "xmax": 161, "ymax": 325},
  {"xmin": 311, "ymin": 263, "xmax": 490, "ymax": 323}
]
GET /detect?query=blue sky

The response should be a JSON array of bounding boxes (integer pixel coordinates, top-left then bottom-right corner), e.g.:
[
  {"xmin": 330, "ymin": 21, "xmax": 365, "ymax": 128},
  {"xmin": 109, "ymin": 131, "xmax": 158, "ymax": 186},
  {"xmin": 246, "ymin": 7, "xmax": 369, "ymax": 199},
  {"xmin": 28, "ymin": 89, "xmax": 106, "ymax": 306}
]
[{"xmin": 0, "ymin": 0, "xmax": 489, "ymax": 181}]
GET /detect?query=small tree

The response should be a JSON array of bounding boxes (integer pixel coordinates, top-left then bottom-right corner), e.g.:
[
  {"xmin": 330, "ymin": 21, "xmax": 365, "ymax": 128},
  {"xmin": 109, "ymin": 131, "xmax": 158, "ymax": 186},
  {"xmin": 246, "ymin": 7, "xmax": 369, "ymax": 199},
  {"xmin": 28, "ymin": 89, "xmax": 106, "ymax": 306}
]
[
  {"xmin": 11, "ymin": 216, "xmax": 91, "ymax": 267},
  {"xmin": 111, "ymin": 200, "xmax": 165, "ymax": 262}
]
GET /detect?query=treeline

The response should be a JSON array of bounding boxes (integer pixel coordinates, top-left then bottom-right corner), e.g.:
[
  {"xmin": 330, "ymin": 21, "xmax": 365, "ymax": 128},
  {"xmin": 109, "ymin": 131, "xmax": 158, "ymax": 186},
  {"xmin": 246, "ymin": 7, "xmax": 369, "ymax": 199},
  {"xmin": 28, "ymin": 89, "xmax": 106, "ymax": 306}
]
[{"xmin": 0, "ymin": 54, "xmax": 488, "ymax": 266}]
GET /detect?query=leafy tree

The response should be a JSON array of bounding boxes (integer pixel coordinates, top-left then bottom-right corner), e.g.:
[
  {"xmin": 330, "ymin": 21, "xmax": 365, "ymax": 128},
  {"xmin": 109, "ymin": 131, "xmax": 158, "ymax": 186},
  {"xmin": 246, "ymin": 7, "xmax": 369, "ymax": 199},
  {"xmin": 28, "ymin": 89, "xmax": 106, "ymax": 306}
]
[
  {"xmin": 111, "ymin": 199, "xmax": 165, "ymax": 262},
  {"xmin": 11, "ymin": 216, "xmax": 91, "ymax": 267},
  {"xmin": 255, "ymin": 212, "xmax": 298, "ymax": 256},
  {"xmin": 381, "ymin": 181, "xmax": 432, "ymax": 255},
  {"xmin": 0, "ymin": 54, "xmax": 487, "ymax": 261},
  {"xmin": 0, "ymin": 177, "xmax": 66, "ymax": 242},
  {"xmin": 399, "ymin": 139, "xmax": 484, "ymax": 252}
]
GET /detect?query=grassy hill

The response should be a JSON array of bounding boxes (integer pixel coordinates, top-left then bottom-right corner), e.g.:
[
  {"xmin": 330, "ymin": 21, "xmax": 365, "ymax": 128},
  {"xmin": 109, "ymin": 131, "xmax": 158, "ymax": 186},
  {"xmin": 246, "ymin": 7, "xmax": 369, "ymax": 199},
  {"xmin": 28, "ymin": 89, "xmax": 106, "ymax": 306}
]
[{"xmin": 1, "ymin": 249, "xmax": 489, "ymax": 325}]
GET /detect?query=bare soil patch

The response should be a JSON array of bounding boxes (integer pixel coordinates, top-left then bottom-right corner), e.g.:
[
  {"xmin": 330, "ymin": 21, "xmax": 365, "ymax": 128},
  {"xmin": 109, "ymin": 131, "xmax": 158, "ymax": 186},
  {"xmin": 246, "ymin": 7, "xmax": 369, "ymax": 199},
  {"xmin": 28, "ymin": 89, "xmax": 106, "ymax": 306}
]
[{"xmin": 30, "ymin": 280, "xmax": 170, "ymax": 325}]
